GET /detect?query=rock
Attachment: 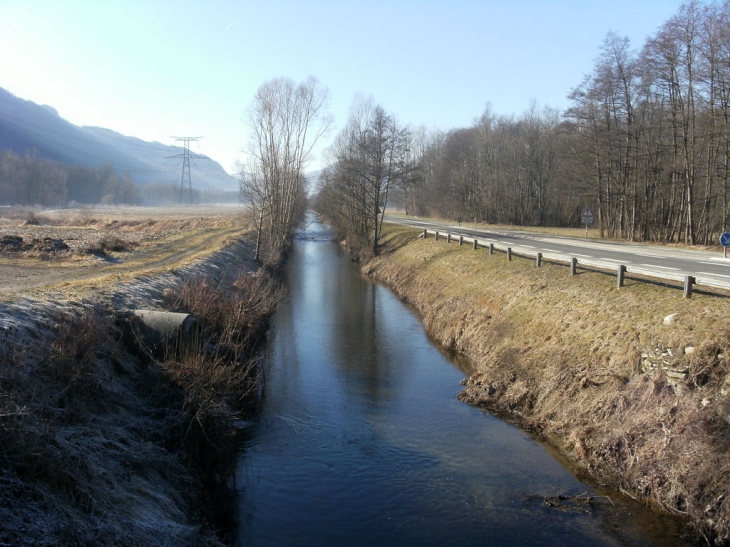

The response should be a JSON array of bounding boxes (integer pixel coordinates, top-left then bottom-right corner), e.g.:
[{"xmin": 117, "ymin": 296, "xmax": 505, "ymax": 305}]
[
  {"xmin": 685, "ymin": 346, "xmax": 696, "ymax": 355},
  {"xmin": 664, "ymin": 313, "xmax": 679, "ymax": 325}
]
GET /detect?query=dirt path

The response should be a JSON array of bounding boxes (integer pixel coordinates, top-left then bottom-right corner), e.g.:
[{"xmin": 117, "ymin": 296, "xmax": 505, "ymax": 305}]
[{"xmin": 0, "ymin": 204, "xmax": 247, "ymax": 298}]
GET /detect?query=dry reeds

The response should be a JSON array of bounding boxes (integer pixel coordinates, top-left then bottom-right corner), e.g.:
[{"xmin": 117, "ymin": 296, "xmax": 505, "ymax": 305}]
[{"xmin": 155, "ymin": 270, "xmax": 281, "ymax": 515}]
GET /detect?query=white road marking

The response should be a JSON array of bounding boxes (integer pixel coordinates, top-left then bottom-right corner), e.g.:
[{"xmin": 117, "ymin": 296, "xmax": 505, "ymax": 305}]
[
  {"xmin": 699, "ymin": 272, "xmax": 730, "ymax": 279},
  {"xmin": 642, "ymin": 264, "xmax": 680, "ymax": 270},
  {"xmin": 573, "ymin": 254, "xmax": 593, "ymax": 258}
]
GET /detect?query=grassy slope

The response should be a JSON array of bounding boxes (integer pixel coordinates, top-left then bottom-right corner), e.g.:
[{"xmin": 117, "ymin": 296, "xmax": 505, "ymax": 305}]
[
  {"xmin": 0, "ymin": 216, "xmax": 277, "ymax": 545},
  {"xmin": 364, "ymin": 225, "xmax": 730, "ymax": 545}
]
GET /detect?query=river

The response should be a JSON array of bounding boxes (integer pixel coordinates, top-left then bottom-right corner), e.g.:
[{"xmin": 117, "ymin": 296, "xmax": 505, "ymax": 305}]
[{"xmin": 232, "ymin": 216, "xmax": 688, "ymax": 546}]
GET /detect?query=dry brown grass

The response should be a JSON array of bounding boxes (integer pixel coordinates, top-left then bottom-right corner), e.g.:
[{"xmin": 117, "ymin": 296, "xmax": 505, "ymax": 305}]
[
  {"xmin": 365, "ymin": 225, "xmax": 730, "ymax": 545},
  {"xmin": 156, "ymin": 270, "xmax": 281, "ymax": 462},
  {"xmin": 0, "ymin": 205, "xmax": 241, "ymax": 258},
  {"xmin": 151, "ymin": 270, "xmax": 281, "ymax": 535},
  {"xmin": 0, "ymin": 205, "xmax": 247, "ymax": 299},
  {"xmin": 0, "ymin": 266, "xmax": 279, "ymax": 545}
]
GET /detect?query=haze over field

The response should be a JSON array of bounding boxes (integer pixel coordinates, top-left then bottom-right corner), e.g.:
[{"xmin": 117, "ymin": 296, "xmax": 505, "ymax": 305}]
[
  {"xmin": 0, "ymin": 0, "xmax": 685, "ymax": 174},
  {"xmin": 0, "ymin": 88, "xmax": 238, "ymax": 191}
]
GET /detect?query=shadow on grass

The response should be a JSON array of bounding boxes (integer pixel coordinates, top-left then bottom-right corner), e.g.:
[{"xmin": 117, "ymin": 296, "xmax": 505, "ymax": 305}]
[
  {"xmin": 470, "ymin": 246, "xmax": 730, "ymax": 301},
  {"xmin": 377, "ymin": 230, "xmax": 420, "ymax": 255},
  {"xmin": 562, "ymin": 261, "xmax": 730, "ymax": 300}
]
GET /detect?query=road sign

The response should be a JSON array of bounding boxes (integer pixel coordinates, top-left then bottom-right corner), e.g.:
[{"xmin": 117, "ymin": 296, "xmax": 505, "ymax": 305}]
[
  {"xmin": 581, "ymin": 206, "xmax": 594, "ymax": 225},
  {"xmin": 721, "ymin": 233, "xmax": 730, "ymax": 258}
]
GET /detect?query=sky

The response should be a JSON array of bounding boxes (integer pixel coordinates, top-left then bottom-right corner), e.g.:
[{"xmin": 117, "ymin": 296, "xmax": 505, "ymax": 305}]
[{"xmin": 0, "ymin": 0, "xmax": 688, "ymax": 175}]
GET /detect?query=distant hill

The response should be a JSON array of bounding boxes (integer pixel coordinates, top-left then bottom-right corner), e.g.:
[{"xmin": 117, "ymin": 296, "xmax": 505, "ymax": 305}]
[{"xmin": 0, "ymin": 87, "xmax": 237, "ymax": 192}]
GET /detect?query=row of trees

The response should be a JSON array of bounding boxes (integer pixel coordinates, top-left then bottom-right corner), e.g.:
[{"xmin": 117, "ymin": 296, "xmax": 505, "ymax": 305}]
[
  {"xmin": 567, "ymin": 0, "xmax": 730, "ymax": 244},
  {"xmin": 411, "ymin": 104, "xmax": 568, "ymax": 226},
  {"xmin": 311, "ymin": 0, "xmax": 730, "ymax": 251},
  {"xmin": 243, "ymin": 1, "xmax": 730, "ymax": 255},
  {"xmin": 0, "ymin": 150, "xmax": 140, "ymax": 206},
  {"xmin": 0, "ymin": 150, "xmax": 241, "ymax": 207},
  {"xmin": 312, "ymin": 99, "xmax": 569, "ymax": 255}
]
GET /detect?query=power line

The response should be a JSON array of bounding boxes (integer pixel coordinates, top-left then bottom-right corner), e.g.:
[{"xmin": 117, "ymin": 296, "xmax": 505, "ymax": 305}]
[{"xmin": 166, "ymin": 136, "xmax": 206, "ymax": 203}]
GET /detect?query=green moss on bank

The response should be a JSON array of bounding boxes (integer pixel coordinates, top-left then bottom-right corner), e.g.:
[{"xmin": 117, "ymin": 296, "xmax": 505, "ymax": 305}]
[{"xmin": 364, "ymin": 225, "xmax": 730, "ymax": 545}]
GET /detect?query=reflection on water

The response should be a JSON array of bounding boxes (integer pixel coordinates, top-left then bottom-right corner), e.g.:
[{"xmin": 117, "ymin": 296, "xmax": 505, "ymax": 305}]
[{"xmin": 233, "ymin": 216, "xmax": 687, "ymax": 547}]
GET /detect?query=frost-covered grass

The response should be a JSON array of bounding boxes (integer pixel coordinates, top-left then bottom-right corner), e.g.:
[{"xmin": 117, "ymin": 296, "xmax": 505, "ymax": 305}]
[{"xmin": 0, "ymin": 231, "xmax": 279, "ymax": 546}]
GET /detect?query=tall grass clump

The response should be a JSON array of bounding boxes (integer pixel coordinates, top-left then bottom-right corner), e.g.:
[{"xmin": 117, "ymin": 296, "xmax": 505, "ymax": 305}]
[{"xmin": 155, "ymin": 269, "xmax": 282, "ymax": 530}]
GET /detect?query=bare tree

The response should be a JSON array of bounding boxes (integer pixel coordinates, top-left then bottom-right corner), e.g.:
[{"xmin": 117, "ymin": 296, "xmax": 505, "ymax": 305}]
[
  {"xmin": 317, "ymin": 97, "xmax": 411, "ymax": 255},
  {"xmin": 240, "ymin": 76, "xmax": 332, "ymax": 264}
]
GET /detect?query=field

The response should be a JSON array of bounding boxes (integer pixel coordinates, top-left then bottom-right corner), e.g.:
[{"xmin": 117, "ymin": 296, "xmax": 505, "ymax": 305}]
[{"xmin": 0, "ymin": 204, "xmax": 246, "ymax": 298}]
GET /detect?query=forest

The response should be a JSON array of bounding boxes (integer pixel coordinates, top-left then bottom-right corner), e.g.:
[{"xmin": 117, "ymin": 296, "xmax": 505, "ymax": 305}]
[
  {"xmin": 316, "ymin": 0, "xmax": 730, "ymax": 249},
  {"xmin": 0, "ymin": 150, "xmax": 140, "ymax": 206},
  {"xmin": 0, "ymin": 150, "xmax": 239, "ymax": 207}
]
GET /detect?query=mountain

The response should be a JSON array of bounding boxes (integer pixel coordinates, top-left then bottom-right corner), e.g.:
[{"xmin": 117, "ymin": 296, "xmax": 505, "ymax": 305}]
[{"xmin": 0, "ymin": 88, "xmax": 237, "ymax": 192}]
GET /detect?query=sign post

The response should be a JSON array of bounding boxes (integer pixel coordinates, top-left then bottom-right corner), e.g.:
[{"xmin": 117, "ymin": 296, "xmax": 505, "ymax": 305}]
[
  {"xmin": 720, "ymin": 232, "xmax": 730, "ymax": 258},
  {"xmin": 581, "ymin": 206, "xmax": 594, "ymax": 238}
]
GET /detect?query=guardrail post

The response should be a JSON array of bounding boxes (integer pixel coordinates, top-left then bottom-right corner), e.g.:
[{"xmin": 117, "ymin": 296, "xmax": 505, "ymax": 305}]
[
  {"xmin": 459, "ymin": 236, "xmax": 463, "ymax": 246},
  {"xmin": 489, "ymin": 243, "xmax": 494, "ymax": 255},
  {"xmin": 536, "ymin": 252, "xmax": 542, "ymax": 268},
  {"xmin": 507, "ymin": 247, "xmax": 512, "ymax": 261},
  {"xmin": 435, "ymin": 231, "xmax": 439, "ymax": 241},
  {"xmin": 473, "ymin": 239, "xmax": 477, "ymax": 250},
  {"xmin": 423, "ymin": 229, "xmax": 427, "ymax": 239},
  {"xmin": 617, "ymin": 264, "xmax": 626, "ymax": 288},
  {"xmin": 570, "ymin": 257, "xmax": 577, "ymax": 276},
  {"xmin": 684, "ymin": 275, "xmax": 695, "ymax": 299},
  {"xmin": 447, "ymin": 233, "xmax": 451, "ymax": 243}
]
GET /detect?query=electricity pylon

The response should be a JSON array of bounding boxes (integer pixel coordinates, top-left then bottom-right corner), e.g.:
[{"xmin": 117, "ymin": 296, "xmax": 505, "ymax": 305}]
[{"xmin": 166, "ymin": 136, "xmax": 206, "ymax": 203}]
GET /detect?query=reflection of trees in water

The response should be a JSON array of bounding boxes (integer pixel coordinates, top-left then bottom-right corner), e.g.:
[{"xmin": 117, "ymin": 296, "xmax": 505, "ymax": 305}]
[{"xmin": 331, "ymin": 258, "xmax": 384, "ymax": 407}]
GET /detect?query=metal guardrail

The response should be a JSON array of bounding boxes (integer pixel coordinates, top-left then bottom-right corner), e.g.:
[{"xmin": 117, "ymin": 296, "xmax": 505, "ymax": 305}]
[{"xmin": 420, "ymin": 229, "xmax": 730, "ymax": 298}]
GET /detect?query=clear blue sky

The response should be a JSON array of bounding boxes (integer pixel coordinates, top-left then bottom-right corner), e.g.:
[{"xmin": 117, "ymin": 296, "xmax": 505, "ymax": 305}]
[{"xmin": 1, "ymin": 0, "xmax": 686, "ymax": 175}]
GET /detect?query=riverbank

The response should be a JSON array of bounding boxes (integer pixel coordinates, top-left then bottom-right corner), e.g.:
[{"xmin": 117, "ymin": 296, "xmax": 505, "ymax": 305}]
[
  {"xmin": 363, "ymin": 225, "xmax": 730, "ymax": 545},
  {"xmin": 0, "ymin": 224, "xmax": 278, "ymax": 545}
]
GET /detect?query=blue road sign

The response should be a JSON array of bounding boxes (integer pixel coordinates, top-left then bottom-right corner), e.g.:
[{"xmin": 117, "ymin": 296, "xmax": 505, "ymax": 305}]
[{"xmin": 721, "ymin": 232, "xmax": 730, "ymax": 247}]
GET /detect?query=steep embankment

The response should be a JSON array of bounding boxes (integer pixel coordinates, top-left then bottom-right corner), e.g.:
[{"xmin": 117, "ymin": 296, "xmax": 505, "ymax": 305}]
[
  {"xmin": 0, "ymin": 234, "xmax": 279, "ymax": 546},
  {"xmin": 364, "ymin": 226, "xmax": 730, "ymax": 545}
]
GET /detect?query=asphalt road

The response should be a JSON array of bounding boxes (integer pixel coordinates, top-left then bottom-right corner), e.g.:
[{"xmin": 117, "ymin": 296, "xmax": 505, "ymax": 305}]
[{"xmin": 385, "ymin": 216, "xmax": 730, "ymax": 290}]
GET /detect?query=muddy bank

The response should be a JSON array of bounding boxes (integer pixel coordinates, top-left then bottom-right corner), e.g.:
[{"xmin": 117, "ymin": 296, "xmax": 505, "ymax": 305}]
[
  {"xmin": 0, "ymin": 235, "xmax": 278, "ymax": 546},
  {"xmin": 363, "ymin": 226, "xmax": 730, "ymax": 545}
]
